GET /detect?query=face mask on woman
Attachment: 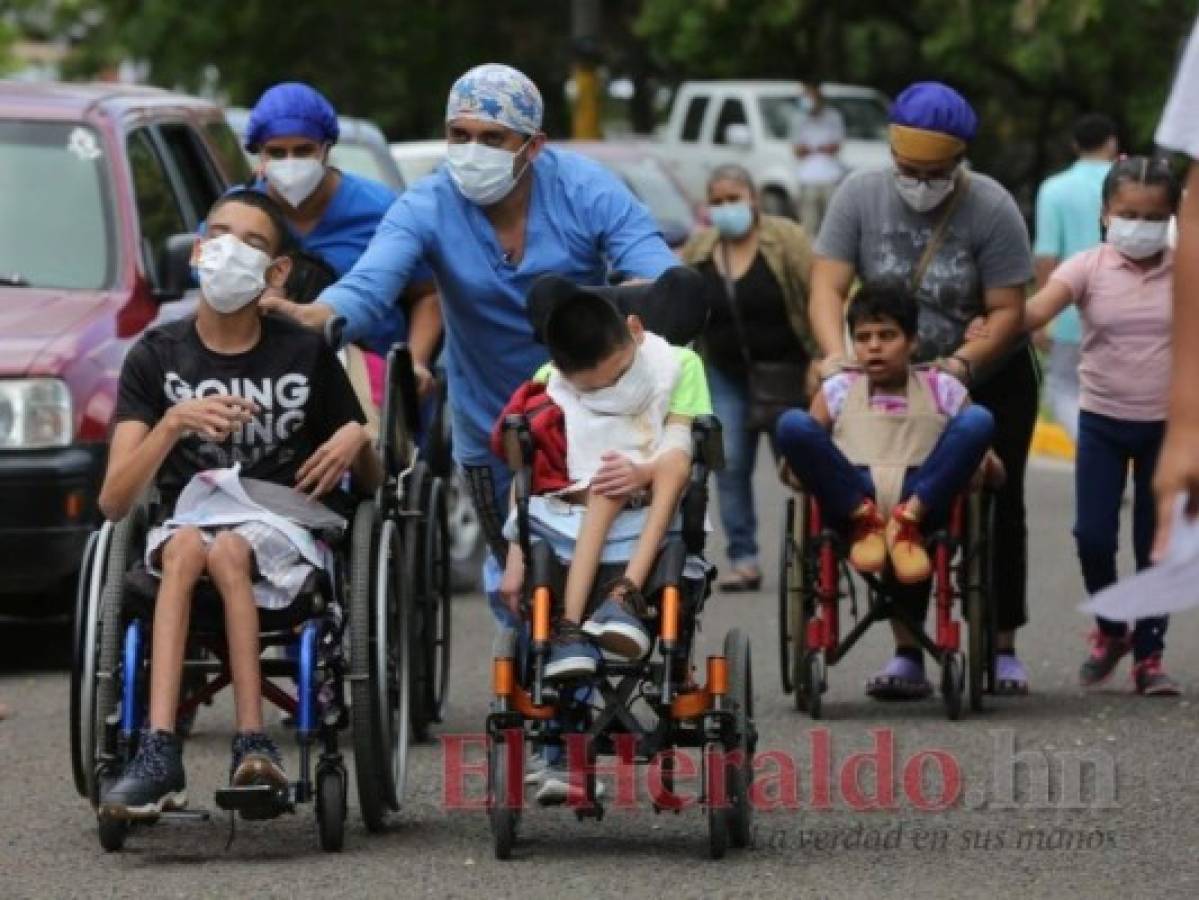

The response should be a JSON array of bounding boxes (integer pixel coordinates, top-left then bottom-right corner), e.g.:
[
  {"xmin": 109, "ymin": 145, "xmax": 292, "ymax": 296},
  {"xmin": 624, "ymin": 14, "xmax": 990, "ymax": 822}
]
[
  {"xmin": 710, "ymin": 201, "xmax": 754, "ymax": 239},
  {"xmin": 446, "ymin": 138, "xmax": 532, "ymax": 206},
  {"xmin": 893, "ymin": 166, "xmax": 957, "ymax": 213},
  {"xmin": 196, "ymin": 234, "xmax": 273, "ymax": 314},
  {"xmin": 1106, "ymin": 216, "xmax": 1170, "ymax": 260},
  {"xmin": 575, "ymin": 346, "xmax": 656, "ymax": 417},
  {"xmin": 265, "ymin": 156, "xmax": 326, "ymax": 207}
]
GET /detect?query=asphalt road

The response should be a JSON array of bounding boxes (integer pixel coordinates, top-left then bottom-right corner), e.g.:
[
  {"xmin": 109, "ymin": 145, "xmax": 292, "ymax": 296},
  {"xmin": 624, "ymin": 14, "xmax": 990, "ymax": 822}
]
[{"xmin": 3, "ymin": 458, "xmax": 1199, "ymax": 899}]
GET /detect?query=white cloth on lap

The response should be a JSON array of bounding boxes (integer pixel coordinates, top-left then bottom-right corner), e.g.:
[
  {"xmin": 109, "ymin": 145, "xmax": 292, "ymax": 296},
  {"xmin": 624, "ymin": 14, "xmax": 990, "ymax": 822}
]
[{"xmin": 502, "ymin": 495, "xmax": 682, "ymax": 565}]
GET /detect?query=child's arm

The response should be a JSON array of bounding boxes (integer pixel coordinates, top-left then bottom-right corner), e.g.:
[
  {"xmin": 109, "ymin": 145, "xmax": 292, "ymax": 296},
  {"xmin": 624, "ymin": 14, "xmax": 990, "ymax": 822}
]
[
  {"xmin": 621, "ymin": 442, "xmax": 693, "ymax": 593},
  {"xmin": 808, "ymin": 386, "xmax": 833, "ymax": 429},
  {"xmin": 296, "ymin": 422, "xmax": 383, "ymax": 497},
  {"xmin": 1023, "ymin": 279, "xmax": 1075, "ymax": 333},
  {"xmin": 590, "ymin": 414, "xmax": 695, "ymax": 498},
  {"xmin": 499, "ymin": 541, "xmax": 525, "ymax": 614}
]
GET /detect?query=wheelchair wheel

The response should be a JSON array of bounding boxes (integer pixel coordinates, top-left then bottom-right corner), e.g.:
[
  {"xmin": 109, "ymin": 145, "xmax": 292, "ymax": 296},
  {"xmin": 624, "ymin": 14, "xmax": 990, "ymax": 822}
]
[
  {"xmin": 70, "ymin": 529, "xmax": 101, "ymax": 798},
  {"xmin": 777, "ymin": 498, "xmax": 795, "ymax": 693},
  {"xmin": 942, "ymin": 653, "xmax": 964, "ymax": 722},
  {"xmin": 785, "ymin": 497, "xmax": 814, "ymax": 710},
  {"xmin": 316, "ymin": 765, "xmax": 347, "ymax": 853},
  {"xmin": 724, "ymin": 629, "xmax": 754, "ymax": 849},
  {"xmin": 803, "ymin": 651, "xmax": 823, "ymax": 721},
  {"xmin": 97, "ymin": 815, "xmax": 128, "ymax": 852},
  {"xmin": 421, "ymin": 476, "xmax": 452, "ymax": 725},
  {"xmin": 487, "ymin": 735, "xmax": 519, "ymax": 861},
  {"xmin": 705, "ymin": 741, "xmax": 729, "ymax": 860},
  {"xmin": 966, "ymin": 493, "xmax": 998, "ymax": 711},
  {"xmin": 350, "ymin": 501, "xmax": 411, "ymax": 831},
  {"xmin": 404, "ymin": 463, "xmax": 433, "ymax": 742}
]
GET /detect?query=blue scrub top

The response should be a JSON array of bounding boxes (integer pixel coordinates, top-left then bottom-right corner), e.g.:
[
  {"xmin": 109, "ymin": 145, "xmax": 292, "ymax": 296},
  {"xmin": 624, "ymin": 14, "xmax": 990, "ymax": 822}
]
[{"xmin": 321, "ymin": 147, "xmax": 679, "ymax": 465}]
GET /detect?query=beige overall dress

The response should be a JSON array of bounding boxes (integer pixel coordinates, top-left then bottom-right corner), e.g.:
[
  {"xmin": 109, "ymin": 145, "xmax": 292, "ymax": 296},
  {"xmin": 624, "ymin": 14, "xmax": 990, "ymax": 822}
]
[{"xmin": 831, "ymin": 371, "xmax": 946, "ymax": 517}]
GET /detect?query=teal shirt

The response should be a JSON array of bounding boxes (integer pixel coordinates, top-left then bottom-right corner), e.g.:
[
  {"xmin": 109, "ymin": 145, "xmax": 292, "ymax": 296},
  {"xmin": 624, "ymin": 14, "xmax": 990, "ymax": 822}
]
[{"xmin": 1033, "ymin": 159, "xmax": 1112, "ymax": 344}]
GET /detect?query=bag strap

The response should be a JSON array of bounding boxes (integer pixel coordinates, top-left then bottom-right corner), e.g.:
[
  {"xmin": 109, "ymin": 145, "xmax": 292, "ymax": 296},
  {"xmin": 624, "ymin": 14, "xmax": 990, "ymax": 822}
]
[
  {"xmin": 717, "ymin": 242, "xmax": 758, "ymax": 372},
  {"xmin": 909, "ymin": 171, "xmax": 970, "ymax": 295}
]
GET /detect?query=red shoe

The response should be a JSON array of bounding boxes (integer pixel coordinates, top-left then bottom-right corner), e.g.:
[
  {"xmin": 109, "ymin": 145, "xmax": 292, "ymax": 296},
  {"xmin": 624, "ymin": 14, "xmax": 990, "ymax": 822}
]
[{"xmin": 1133, "ymin": 655, "xmax": 1181, "ymax": 696}]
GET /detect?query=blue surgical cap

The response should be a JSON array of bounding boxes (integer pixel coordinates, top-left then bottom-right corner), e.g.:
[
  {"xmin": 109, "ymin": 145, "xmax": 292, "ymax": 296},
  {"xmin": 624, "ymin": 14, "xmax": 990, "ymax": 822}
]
[
  {"xmin": 445, "ymin": 63, "xmax": 544, "ymax": 135},
  {"xmin": 245, "ymin": 82, "xmax": 340, "ymax": 152},
  {"xmin": 889, "ymin": 82, "xmax": 978, "ymax": 142}
]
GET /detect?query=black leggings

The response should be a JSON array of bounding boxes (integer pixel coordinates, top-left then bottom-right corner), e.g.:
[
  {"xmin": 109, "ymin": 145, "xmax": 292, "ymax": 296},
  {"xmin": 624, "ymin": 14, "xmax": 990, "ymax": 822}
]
[{"xmin": 970, "ymin": 346, "xmax": 1040, "ymax": 633}]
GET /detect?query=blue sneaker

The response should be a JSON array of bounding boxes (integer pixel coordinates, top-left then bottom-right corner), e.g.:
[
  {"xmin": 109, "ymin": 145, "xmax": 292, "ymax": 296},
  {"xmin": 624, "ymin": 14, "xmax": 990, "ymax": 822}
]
[
  {"xmin": 544, "ymin": 622, "xmax": 599, "ymax": 681},
  {"xmin": 582, "ymin": 581, "xmax": 652, "ymax": 660}
]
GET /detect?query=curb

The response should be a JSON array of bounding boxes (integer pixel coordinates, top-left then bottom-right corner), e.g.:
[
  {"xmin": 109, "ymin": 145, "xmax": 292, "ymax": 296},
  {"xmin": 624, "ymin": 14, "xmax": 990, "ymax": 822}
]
[{"xmin": 1030, "ymin": 419, "xmax": 1075, "ymax": 461}]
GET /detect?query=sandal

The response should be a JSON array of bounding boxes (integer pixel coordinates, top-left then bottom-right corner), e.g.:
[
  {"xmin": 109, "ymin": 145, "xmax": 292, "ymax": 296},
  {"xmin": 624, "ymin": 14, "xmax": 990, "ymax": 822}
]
[
  {"xmin": 866, "ymin": 655, "xmax": 933, "ymax": 701},
  {"xmin": 718, "ymin": 567, "xmax": 762, "ymax": 593}
]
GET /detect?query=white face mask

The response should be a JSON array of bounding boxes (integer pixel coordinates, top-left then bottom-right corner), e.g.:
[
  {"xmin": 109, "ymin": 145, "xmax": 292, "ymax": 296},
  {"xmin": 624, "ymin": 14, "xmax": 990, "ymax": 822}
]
[
  {"xmin": 894, "ymin": 166, "xmax": 957, "ymax": 213},
  {"xmin": 196, "ymin": 234, "xmax": 272, "ymax": 314},
  {"xmin": 265, "ymin": 156, "xmax": 326, "ymax": 207},
  {"xmin": 445, "ymin": 138, "xmax": 531, "ymax": 206},
  {"xmin": 1107, "ymin": 216, "xmax": 1170, "ymax": 260},
  {"xmin": 574, "ymin": 346, "xmax": 656, "ymax": 416}
]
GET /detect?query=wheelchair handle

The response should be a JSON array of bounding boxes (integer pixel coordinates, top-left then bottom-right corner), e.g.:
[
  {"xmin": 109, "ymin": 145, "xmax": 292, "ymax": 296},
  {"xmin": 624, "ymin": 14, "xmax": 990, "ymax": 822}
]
[{"xmin": 501, "ymin": 415, "xmax": 533, "ymax": 472}]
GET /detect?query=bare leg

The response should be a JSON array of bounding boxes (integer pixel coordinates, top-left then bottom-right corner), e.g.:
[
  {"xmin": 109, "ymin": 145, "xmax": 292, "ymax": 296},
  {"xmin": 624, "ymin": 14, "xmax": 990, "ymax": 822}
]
[
  {"xmin": 206, "ymin": 532, "xmax": 263, "ymax": 733},
  {"xmin": 148, "ymin": 528, "xmax": 207, "ymax": 732},
  {"xmin": 622, "ymin": 451, "xmax": 691, "ymax": 589},
  {"xmin": 561, "ymin": 492, "xmax": 625, "ymax": 624}
]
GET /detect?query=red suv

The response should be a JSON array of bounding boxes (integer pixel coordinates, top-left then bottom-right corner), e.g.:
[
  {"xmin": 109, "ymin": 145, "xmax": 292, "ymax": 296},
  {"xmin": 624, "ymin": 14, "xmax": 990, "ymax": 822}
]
[{"xmin": 0, "ymin": 82, "xmax": 249, "ymax": 613}]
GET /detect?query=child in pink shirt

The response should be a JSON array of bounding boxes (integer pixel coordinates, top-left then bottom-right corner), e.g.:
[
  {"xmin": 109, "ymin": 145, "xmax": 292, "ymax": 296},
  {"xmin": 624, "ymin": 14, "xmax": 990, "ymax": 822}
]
[{"xmin": 1024, "ymin": 156, "xmax": 1180, "ymax": 695}]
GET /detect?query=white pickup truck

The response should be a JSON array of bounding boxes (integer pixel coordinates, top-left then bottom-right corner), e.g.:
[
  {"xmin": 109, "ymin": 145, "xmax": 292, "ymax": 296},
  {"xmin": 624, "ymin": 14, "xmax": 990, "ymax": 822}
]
[{"xmin": 656, "ymin": 80, "xmax": 892, "ymax": 216}]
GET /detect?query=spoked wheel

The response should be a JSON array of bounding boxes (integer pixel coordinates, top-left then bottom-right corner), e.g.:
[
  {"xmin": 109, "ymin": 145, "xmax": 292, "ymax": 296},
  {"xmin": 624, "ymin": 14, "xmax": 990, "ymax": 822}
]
[
  {"xmin": 724, "ymin": 629, "xmax": 755, "ymax": 849},
  {"xmin": 803, "ymin": 651, "xmax": 824, "ymax": 721},
  {"xmin": 487, "ymin": 735, "xmax": 521, "ymax": 860},
  {"xmin": 316, "ymin": 765, "xmax": 347, "ymax": 852},
  {"xmin": 705, "ymin": 741, "xmax": 729, "ymax": 860},
  {"xmin": 350, "ymin": 502, "xmax": 411, "ymax": 831},
  {"xmin": 966, "ymin": 493, "xmax": 998, "ymax": 710},
  {"xmin": 789, "ymin": 497, "xmax": 814, "ymax": 711},
  {"xmin": 778, "ymin": 499, "xmax": 796, "ymax": 693},
  {"xmin": 421, "ymin": 476, "xmax": 452, "ymax": 726},
  {"xmin": 70, "ymin": 529, "xmax": 100, "ymax": 798},
  {"xmin": 404, "ymin": 463, "xmax": 434, "ymax": 742},
  {"xmin": 942, "ymin": 653, "xmax": 964, "ymax": 721}
]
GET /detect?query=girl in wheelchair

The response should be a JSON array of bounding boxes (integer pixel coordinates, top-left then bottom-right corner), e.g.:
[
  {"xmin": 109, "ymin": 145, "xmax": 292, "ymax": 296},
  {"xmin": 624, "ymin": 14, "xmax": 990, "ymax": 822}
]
[
  {"xmin": 496, "ymin": 285, "xmax": 712, "ymax": 683},
  {"xmin": 96, "ymin": 190, "xmax": 381, "ymax": 819},
  {"xmin": 776, "ymin": 280, "xmax": 994, "ymax": 699}
]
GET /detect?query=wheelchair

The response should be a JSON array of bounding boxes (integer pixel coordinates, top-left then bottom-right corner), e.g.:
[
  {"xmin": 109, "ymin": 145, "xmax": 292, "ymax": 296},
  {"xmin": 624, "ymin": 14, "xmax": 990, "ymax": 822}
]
[
  {"xmin": 483, "ymin": 273, "xmax": 757, "ymax": 861},
  {"xmin": 777, "ymin": 461, "xmax": 1003, "ymax": 721},
  {"xmin": 68, "ymin": 344, "xmax": 449, "ymax": 852}
]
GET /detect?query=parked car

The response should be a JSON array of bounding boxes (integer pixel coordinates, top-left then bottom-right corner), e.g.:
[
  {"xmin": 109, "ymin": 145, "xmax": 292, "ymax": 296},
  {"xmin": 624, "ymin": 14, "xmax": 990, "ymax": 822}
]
[
  {"xmin": 389, "ymin": 139, "xmax": 447, "ymax": 185},
  {"xmin": 559, "ymin": 140, "xmax": 702, "ymax": 247},
  {"xmin": 224, "ymin": 108, "xmax": 407, "ymax": 191},
  {"xmin": 657, "ymin": 80, "xmax": 891, "ymax": 216},
  {"xmin": 0, "ymin": 81, "xmax": 249, "ymax": 613}
]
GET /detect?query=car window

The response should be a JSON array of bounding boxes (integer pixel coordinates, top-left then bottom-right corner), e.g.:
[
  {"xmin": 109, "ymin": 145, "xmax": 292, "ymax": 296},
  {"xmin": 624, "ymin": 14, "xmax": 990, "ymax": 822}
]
[
  {"xmin": 329, "ymin": 143, "xmax": 405, "ymax": 190},
  {"xmin": 713, "ymin": 99, "xmax": 747, "ymax": 145},
  {"xmin": 0, "ymin": 120, "xmax": 114, "ymax": 290},
  {"xmin": 158, "ymin": 124, "xmax": 221, "ymax": 223},
  {"xmin": 127, "ymin": 129, "xmax": 188, "ymax": 284},
  {"xmin": 759, "ymin": 96, "xmax": 802, "ymax": 140},
  {"xmin": 204, "ymin": 121, "xmax": 252, "ymax": 184},
  {"xmin": 827, "ymin": 96, "xmax": 890, "ymax": 141},
  {"xmin": 680, "ymin": 96, "xmax": 709, "ymax": 143}
]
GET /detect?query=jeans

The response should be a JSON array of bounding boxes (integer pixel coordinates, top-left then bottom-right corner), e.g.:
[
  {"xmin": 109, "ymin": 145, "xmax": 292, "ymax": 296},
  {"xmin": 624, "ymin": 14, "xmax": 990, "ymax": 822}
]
[
  {"xmin": 775, "ymin": 406, "xmax": 994, "ymax": 626},
  {"xmin": 706, "ymin": 363, "xmax": 775, "ymax": 568},
  {"xmin": 1074, "ymin": 411, "xmax": 1167, "ymax": 660},
  {"xmin": 971, "ymin": 346, "xmax": 1040, "ymax": 632},
  {"xmin": 1045, "ymin": 341, "xmax": 1081, "ymax": 443}
]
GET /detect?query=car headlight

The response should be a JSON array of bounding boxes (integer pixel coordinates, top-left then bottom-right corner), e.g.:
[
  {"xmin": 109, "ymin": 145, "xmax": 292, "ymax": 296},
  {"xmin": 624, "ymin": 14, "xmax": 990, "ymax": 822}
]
[{"xmin": 0, "ymin": 379, "xmax": 73, "ymax": 449}]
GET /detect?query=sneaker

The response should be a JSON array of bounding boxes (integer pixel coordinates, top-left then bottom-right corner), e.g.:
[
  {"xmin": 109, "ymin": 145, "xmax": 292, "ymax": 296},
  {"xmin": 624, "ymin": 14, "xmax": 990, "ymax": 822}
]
[
  {"xmin": 848, "ymin": 500, "xmax": 886, "ymax": 574},
  {"xmin": 1079, "ymin": 631, "xmax": 1130, "ymax": 687},
  {"xmin": 995, "ymin": 652, "xmax": 1030, "ymax": 695},
  {"xmin": 534, "ymin": 763, "xmax": 607, "ymax": 806},
  {"xmin": 99, "ymin": 729, "xmax": 187, "ymax": 820},
  {"xmin": 885, "ymin": 504, "xmax": 931, "ymax": 583},
  {"xmin": 230, "ymin": 732, "xmax": 288, "ymax": 790},
  {"xmin": 581, "ymin": 580, "xmax": 653, "ymax": 660},
  {"xmin": 544, "ymin": 622, "xmax": 600, "ymax": 681},
  {"xmin": 1133, "ymin": 655, "xmax": 1182, "ymax": 696}
]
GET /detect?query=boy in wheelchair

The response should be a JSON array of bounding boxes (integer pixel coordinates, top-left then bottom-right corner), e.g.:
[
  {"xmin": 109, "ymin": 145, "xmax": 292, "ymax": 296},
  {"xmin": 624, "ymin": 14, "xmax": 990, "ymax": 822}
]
[
  {"xmin": 776, "ymin": 281, "xmax": 994, "ymax": 699},
  {"xmin": 96, "ymin": 190, "xmax": 381, "ymax": 818},
  {"xmin": 497, "ymin": 285, "xmax": 712, "ymax": 682}
]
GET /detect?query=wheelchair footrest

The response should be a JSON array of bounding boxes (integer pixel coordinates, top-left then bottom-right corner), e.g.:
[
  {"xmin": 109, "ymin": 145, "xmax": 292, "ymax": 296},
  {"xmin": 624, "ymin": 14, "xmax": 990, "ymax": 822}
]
[
  {"xmin": 158, "ymin": 809, "xmax": 212, "ymax": 823},
  {"xmin": 214, "ymin": 784, "xmax": 294, "ymax": 820}
]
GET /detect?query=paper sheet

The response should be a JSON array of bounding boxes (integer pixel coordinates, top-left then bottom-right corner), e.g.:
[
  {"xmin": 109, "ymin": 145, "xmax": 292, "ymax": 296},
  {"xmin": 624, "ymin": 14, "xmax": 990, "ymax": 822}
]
[{"xmin": 1080, "ymin": 497, "xmax": 1199, "ymax": 620}]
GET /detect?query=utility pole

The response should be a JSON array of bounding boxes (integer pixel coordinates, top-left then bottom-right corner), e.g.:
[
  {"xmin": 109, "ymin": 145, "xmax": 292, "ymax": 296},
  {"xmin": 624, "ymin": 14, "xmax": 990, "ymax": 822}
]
[{"xmin": 571, "ymin": 0, "xmax": 602, "ymax": 139}]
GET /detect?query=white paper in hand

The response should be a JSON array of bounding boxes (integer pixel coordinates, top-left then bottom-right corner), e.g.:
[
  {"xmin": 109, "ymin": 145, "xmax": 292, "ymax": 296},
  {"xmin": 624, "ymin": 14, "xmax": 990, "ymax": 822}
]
[{"xmin": 1081, "ymin": 497, "xmax": 1199, "ymax": 621}]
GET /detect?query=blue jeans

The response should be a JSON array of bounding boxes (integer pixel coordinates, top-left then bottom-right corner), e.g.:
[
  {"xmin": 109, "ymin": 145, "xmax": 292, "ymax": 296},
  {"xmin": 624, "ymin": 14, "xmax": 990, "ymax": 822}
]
[
  {"xmin": 706, "ymin": 364, "xmax": 774, "ymax": 568},
  {"xmin": 1074, "ymin": 411, "xmax": 1167, "ymax": 660},
  {"xmin": 775, "ymin": 405, "xmax": 995, "ymax": 527}
]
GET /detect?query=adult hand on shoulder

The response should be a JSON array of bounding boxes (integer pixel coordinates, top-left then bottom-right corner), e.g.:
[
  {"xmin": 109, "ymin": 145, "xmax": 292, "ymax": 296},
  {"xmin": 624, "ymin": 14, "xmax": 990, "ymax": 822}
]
[
  {"xmin": 296, "ymin": 422, "xmax": 370, "ymax": 497},
  {"xmin": 413, "ymin": 361, "xmax": 435, "ymax": 398},
  {"xmin": 165, "ymin": 396, "xmax": 257, "ymax": 442},
  {"xmin": 591, "ymin": 452, "xmax": 650, "ymax": 498},
  {"xmin": 1152, "ymin": 421, "xmax": 1199, "ymax": 560},
  {"xmin": 964, "ymin": 316, "xmax": 990, "ymax": 342},
  {"xmin": 258, "ymin": 295, "xmax": 333, "ymax": 331}
]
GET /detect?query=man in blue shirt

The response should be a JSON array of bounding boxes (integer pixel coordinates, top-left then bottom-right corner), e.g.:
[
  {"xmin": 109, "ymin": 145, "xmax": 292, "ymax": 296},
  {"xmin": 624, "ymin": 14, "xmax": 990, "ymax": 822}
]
[
  {"xmin": 1033, "ymin": 114, "xmax": 1117, "ymax": 441},
  {"xmin": 245, "ymin": 82, "xmax": 441, "ymax": 381},
  {"xmin": 262, "ymin": 64, "xmax": 678, "ymax": 614}
]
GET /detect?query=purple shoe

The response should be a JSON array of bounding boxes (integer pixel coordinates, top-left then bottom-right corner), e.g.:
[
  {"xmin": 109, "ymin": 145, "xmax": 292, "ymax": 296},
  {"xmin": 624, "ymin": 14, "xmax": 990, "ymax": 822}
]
[
  {"xmin": 866, "ymin": 655, "xmax": 932, "ymax": 701},
  {"xmin": 995, "ymin": 653, "xmax": 1029, "ymax": 695}
]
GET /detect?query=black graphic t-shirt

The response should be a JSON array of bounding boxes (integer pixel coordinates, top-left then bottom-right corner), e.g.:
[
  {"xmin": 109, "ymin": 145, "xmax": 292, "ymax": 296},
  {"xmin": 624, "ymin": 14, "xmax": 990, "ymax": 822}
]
[{"xmin": 113, "ymin": 315, "xmax": 365, "ymax": 507}]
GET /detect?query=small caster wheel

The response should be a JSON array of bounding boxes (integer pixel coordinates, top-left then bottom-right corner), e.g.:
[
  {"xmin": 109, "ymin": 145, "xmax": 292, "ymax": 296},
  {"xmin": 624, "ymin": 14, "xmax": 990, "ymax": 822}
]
[{"xmin": 316, "ymin": 767, "xmax": 347, "ymax": 852}]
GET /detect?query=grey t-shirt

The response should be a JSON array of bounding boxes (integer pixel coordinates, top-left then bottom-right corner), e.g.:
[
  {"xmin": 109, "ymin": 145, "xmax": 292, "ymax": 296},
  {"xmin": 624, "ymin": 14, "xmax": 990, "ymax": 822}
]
[{"xmin": 815, "ymin": 168, "xmax": 1033, "ymax": 360}]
